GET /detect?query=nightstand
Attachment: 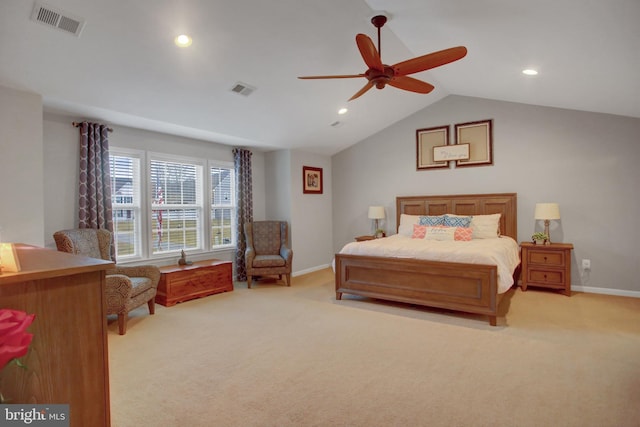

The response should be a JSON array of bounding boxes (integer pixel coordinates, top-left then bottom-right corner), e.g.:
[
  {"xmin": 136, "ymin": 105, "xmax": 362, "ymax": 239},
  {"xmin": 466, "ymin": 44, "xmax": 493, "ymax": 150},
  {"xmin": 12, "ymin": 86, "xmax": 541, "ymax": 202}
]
[
  {"xmin": 355, "ymin": 235, "xmax": 375, "ymax": 242},
  {"xmin": 520, "ymin": 242, "xmax": 573, "ymax": 296}
]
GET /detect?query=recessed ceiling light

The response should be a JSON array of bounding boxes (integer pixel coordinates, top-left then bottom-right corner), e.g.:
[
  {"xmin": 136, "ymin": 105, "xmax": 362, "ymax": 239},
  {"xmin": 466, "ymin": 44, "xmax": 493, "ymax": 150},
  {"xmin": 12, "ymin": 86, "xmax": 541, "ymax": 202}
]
[
  {"xmin": 338, "ymin": 108, "xmax": 348, "ymax": 115},
  {"xmin": 174, "ymin": 34, "xmax": 192, "ymax": 47},
  {"xmin": 522, "ymin": 69, "xmax": 538, "ymax": 76}
]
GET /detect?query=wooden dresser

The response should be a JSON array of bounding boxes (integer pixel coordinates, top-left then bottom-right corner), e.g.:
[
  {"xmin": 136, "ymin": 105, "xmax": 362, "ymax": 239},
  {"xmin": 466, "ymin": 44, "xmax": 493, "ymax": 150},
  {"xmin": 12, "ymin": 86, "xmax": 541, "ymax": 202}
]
[
  {"xmin": 156, "ymin": 259, "xmax": 233, "ymax": 307},
  {"xmin": 521, "ymin": 242, "xmax": 573, "ymax": 296},
  {"xmin": 0, "ymin": 244, "xmax": 113, "ymax": 427}
]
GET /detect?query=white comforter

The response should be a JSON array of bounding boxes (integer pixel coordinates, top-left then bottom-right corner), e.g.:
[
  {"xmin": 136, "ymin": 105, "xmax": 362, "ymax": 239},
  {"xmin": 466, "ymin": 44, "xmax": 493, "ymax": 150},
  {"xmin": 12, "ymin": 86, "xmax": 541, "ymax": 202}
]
[{"xmin": 337, "ymin": 234, "xmax": 521, "ymax": 293}]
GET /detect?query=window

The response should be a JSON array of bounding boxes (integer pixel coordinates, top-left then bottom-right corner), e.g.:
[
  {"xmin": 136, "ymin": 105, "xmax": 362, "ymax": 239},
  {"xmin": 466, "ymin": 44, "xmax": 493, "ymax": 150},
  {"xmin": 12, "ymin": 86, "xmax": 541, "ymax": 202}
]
[
  {"xmin": 210, "ymin": 166, "xmax": 235, "ymax": 248},
  {"xmin": 109, "ymin": 154, "xmax": 141, "ymax": 259},
  {"xmin": 109, "ymin": 149, "xmax": 235, "ymax": 261},
  {"xmin": 150, "ymin": 158, "xmax": 203, "ymax": 255}
]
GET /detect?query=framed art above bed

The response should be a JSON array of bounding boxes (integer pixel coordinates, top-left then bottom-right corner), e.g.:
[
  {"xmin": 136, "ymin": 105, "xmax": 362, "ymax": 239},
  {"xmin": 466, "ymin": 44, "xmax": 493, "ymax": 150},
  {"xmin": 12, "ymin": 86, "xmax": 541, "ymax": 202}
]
[
  {"xmin": 416, "ymin": 125, "xmax": 449, "ymax": 170},
  {"xmin": 454, "ymin": 119, "xmax": 493, "ymax": 167}
]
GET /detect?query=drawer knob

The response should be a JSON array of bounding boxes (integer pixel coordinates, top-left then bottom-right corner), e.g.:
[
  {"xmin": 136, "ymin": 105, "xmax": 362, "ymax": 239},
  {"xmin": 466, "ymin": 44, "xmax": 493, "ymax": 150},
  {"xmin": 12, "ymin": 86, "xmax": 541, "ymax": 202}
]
[{"xmin": 544, "ymin": 256, "xmax": 548, "ymax": 262}]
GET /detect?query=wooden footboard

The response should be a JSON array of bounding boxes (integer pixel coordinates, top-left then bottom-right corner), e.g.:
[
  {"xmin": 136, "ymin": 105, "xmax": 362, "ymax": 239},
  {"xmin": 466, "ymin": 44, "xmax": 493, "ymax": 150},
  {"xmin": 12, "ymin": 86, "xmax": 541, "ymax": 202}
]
[{"xmin": 335, "ymin": 253, "xmax": 501, "ymax": 326}]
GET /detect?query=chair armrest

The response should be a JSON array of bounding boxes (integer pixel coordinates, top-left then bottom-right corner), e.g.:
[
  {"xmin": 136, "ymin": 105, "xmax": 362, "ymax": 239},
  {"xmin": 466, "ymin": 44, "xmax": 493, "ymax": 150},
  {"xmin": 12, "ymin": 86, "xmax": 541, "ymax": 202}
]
[
  {"xmin": 106, "ymin": 274, "xmax": 134, "ymax": 312},
  {"xmin": 110, "ymin": 265, "xmax": 161, "ymax": 287},
  {"xmin": 280, "ymin": 246, "xmax": 293, "ymax": 264},
  {"xmin": 245, "ymin": 247, "xmax": 255, "ymax": 265}
]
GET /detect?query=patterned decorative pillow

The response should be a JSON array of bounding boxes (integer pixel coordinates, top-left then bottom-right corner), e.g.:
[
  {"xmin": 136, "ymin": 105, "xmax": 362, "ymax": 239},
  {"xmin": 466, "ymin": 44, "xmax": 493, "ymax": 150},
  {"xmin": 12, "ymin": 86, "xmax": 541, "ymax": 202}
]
[
  {"xmin": 454, "ymin": 227, "xmax": 473, "ymax": 241},
  {"xmin": 412, "ymin": 224, "xmax": 428, "ymax": 239},
  {"xmin": 444, "ymin": 214, "xmax": 472, "ymax": 228},
  {"xmin": 419, "ymin": 215, "xmax": 445, "ymax": 226},
  {"xmin": 424, "ymin": 226, "xmax": 456, "ymax": 241},
  {"xmin": 423, "ymin": 226, "xmax": 474, "ymax": 241}
]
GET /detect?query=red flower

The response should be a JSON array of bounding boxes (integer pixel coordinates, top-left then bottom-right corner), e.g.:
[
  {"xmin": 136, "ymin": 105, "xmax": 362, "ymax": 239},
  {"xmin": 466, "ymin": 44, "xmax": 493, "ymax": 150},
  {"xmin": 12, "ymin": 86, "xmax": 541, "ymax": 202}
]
[{"xmin": 0, "ymin": 309, "xmax": 35, "ymax": 371}]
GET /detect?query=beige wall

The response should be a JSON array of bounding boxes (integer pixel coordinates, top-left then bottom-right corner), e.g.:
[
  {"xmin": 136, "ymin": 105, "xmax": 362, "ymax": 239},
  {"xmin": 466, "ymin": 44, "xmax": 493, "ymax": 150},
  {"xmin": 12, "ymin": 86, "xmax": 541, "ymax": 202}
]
[
  {"xmin": 264, "ymin": 149, "xmax": 333, "ymax": 274},
  {"xmin": 332, "ymin": 95, "xmax": 640, "ymax": 296},
  {"xmin": 0, "ymin": 85, "xmax": 44, "ymax": 246}
]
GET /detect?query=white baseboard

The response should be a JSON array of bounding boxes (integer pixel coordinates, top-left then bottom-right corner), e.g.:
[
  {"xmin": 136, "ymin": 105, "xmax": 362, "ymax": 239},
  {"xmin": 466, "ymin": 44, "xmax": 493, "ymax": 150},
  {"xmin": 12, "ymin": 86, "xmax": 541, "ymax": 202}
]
[
  {"xmin": 292, "ymin": 264, "xmax": 331, "ymax": 277},
  {"xmin": 572, "ymin": 285, "xmax": 640, "ymax": 298}
]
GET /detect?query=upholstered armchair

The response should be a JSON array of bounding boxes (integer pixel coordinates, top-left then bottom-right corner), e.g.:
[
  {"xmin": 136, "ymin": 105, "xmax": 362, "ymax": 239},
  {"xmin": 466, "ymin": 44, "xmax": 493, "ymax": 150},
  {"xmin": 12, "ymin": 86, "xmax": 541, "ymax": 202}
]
[
  {"xmin": 244, "ymin": 221, "xmax": 293, "ymax": 288},
  {"xmin": 53, "ymin": 228, "xmax": 160, "ymax": 335}
]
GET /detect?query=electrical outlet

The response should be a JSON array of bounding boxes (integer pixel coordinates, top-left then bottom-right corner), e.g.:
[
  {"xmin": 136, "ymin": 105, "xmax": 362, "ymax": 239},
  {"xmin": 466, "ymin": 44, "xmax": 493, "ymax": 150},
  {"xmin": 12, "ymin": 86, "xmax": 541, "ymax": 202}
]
[{"xmin": 582, "ymin": 259, "xmax": 591, "ymax": 270}]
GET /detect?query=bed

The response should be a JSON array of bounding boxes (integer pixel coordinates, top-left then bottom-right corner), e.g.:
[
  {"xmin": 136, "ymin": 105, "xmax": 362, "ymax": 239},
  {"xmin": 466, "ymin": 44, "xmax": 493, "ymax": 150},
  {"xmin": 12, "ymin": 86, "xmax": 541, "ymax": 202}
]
[{"xmin": 334, "ymin": 193, "xmax": 520, "ymax": 326}]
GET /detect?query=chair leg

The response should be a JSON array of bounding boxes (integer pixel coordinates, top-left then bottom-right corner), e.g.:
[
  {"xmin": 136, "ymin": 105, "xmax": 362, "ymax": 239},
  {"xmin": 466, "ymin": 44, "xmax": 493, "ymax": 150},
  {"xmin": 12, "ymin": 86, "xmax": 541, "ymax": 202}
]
[
  {"xmin": 247, "ymin": 275, "xmax": 252, "ymax": 289},
  {"xmin": 147, "ymin": 298, "xmax": 155, "ymax": 315},
  {"xmin": 285, "ymin": 274, "xmax": 291, "ymax": 287},
  {"xmin": 118, "ymin": 313, "xmax": 127, "ymax": 335}
]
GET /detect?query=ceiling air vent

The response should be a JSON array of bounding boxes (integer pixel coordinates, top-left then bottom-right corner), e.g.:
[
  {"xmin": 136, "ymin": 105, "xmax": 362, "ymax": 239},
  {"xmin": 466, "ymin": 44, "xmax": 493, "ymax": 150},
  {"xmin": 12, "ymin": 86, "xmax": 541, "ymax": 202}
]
[
  {"xmin": 30, "ymin": 3, "xmax": 85, "ymax": 37},
  {"xmin": 230, "ymin": 82, "xmax": 256, "ymax": 97}
]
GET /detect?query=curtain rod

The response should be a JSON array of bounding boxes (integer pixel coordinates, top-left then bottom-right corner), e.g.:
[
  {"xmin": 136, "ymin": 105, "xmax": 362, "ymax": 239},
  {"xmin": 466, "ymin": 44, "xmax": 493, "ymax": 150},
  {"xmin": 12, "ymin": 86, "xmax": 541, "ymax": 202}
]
[{"xmin": 72, "ymin": 121, "xmax": 113, "ymax": 132}]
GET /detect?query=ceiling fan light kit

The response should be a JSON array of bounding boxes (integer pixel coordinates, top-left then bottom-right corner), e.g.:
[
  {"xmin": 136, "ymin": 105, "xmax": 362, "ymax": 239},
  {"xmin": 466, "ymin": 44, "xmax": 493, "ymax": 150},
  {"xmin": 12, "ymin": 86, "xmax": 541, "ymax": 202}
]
[{"xmin": 299, "ymin": 15, "xmax": 467, "ymax": 101}]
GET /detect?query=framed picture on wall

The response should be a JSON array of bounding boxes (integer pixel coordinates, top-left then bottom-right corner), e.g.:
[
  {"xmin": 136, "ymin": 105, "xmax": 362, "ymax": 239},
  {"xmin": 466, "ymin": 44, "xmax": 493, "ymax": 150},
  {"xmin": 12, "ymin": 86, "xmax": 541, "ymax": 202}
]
[
  {"xmin": 416, "ymin": 126, "xmax": 449, "ymax": 170},
  {"xmin": 454, "ymin": 119, "xmax": 493, "ymax": 167},
  {"xmin": 303, "ymin": 166, "xmax": 323, "ymax": 194}
]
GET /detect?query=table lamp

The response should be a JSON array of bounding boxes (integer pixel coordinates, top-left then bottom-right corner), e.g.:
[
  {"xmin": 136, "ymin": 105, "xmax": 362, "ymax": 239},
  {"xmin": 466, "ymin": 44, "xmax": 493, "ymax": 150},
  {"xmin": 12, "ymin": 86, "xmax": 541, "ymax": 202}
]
[
  {"xmin": 534, "ymin": 203, "xmax": 560, "ymax": 244},
  {"xmin": 368, "ymin": 206, "xmax": 385, "ymax": 236}
]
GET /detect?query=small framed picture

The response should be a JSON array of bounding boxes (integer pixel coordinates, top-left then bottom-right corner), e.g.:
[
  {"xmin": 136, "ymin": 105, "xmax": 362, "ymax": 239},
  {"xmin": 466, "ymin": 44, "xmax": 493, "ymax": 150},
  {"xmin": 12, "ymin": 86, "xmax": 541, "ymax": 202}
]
[
  {"xmin": 416, "ymin": 126, "xmax": 449, "ymax": 170},
  {"xmin": 433, "ymin": 143, "xmax": 470, "ymax": 162},
  {"xmin": 303, "ymin": 166, "xmax": 323, "ymax": 194},
  {"xmin": 454, "ymin": 119, "xmax": 493, "ymax": 167}
]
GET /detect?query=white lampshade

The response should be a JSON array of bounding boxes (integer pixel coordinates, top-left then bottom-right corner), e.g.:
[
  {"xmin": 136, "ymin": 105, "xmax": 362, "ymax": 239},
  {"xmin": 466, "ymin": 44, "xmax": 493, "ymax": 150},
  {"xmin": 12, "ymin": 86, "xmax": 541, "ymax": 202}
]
[
  {"xmin": 534, "ymin": 203, "xmax": 560, "ymax": 220},
  {"xmin": 368, "ymin": 206, "xmax": 385, "ymax": 220}
]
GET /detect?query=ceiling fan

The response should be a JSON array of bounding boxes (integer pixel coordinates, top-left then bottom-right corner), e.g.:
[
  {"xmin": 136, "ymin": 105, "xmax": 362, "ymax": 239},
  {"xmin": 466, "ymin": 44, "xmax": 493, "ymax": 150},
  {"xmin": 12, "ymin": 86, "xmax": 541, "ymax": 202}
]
[{"xmin": 298, "ymin": 15, "xmax": 467, "ymax": 101}]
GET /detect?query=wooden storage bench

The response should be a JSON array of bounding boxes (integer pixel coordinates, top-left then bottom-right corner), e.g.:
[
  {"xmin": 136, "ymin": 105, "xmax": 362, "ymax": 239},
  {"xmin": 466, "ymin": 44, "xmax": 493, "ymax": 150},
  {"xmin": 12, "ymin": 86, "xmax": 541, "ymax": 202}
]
[{"xmin": 156, "ymin": 259, "xmax": 233, "ymax": 307}]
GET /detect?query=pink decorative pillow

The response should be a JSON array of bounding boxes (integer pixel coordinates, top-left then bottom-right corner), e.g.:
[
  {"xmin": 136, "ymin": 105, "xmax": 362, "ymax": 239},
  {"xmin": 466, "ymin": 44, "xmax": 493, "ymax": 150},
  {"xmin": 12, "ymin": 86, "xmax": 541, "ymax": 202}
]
[
  {"xmin": 454, "ymin": 227, "xmax": 473, "ymax": 241},
  {"xmin": 412, "ymin": 224, "xmax": 427, "ymax": 239}
]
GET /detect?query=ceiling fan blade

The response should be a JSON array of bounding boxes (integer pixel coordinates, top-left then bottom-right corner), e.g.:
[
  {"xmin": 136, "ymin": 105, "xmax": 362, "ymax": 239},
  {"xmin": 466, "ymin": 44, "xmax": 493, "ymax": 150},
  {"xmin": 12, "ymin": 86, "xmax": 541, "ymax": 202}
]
[
  {"xmin": 355, "ymin": 34, "xmax": 383, "ymax": 71},
  {"xmin": 388, "ymin": 76, "xmax": 435, "ymax": 94},
  {"xmin": 393, "ymin": 46, "xmax": 467, "ymax": 76},
  {"xmin": 298, "ymin": 74, "xmax": 365, "ymax": 79},
  {"xmin": 348, "ymin": 81, "xmax": 375, "ymax": 101}
]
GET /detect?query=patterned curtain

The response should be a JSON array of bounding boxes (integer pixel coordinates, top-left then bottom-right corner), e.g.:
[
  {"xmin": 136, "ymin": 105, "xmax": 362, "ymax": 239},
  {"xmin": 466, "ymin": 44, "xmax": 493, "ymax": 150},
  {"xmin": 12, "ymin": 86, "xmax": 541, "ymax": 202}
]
[
  {"xmin": 233, "ymin": 148, "xmax": 253, "ymax": 281},
  {"xmin": 78, "ymin": 121, "xmax": 114, "ymax": 256}
]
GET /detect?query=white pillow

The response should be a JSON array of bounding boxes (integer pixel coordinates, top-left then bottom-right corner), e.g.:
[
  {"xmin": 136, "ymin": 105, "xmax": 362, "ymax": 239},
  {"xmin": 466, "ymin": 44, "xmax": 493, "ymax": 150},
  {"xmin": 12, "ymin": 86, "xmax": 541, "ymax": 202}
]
[
  {"xmin": 470, "ymin": 214, "xmax": 501, "ymax": 239},
  {"xmin": 424, "ymin": 226, "xmax": 456, "ymax": 241},
  {"xmin": 398, "ymin": 214, "xmax": 421, "ymax": 236}
]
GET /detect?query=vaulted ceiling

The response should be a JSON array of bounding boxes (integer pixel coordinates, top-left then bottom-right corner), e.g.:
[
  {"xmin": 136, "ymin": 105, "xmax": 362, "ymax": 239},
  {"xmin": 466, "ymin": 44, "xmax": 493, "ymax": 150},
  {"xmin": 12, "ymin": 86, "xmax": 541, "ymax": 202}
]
[{"xmin": 1, "ymin": 0, "xmax": 638, "ymax": 155}]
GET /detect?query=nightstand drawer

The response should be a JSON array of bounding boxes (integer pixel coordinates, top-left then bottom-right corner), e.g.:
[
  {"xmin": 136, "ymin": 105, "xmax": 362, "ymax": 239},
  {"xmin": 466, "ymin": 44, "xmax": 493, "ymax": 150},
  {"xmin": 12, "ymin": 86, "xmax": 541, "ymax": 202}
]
[
  {"xmin": 528, "ymin": 250, "xmax": 565, "ymax": 266},
  {"xmin": 528, "ymin": 269, "xmax": 565, "ymax": 285}
]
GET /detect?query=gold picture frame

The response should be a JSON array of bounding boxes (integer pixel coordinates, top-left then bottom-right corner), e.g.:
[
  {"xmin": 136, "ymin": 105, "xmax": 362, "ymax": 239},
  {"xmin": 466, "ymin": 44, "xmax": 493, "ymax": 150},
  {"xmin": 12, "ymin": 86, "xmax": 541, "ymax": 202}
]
[
  {"xmin": 416, "ymin": 125, "xmax": 449, "ymax": 170},
  {"xmin": 302, "ymin": 166, "xmax": 323, "ymax": 194},
  {"xmin": 454, "ymin": 119, "xmax": 493, "ymax": 167}
]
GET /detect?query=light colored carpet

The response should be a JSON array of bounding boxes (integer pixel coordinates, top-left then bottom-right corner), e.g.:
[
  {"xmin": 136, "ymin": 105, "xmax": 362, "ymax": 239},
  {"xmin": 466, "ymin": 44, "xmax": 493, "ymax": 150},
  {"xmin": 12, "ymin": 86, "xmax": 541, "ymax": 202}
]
[{"xmin": 108, "ymin": 269, "xmax": 640, "ymax": 427}]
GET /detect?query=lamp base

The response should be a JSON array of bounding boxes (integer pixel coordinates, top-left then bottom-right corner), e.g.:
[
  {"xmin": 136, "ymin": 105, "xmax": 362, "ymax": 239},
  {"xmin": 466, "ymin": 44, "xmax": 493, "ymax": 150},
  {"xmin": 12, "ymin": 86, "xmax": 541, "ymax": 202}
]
[{"xmin": 544, "ymin": 220, "xmax": 552, "ymax": 244}]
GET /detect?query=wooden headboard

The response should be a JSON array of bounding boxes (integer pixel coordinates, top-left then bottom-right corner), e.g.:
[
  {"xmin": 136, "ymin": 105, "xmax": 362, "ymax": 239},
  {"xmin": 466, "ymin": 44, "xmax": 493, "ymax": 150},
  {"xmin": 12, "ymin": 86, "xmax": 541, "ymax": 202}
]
[{"xmin": 396, "ymin": 193, "xmax": 518, "ymax": 240}]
